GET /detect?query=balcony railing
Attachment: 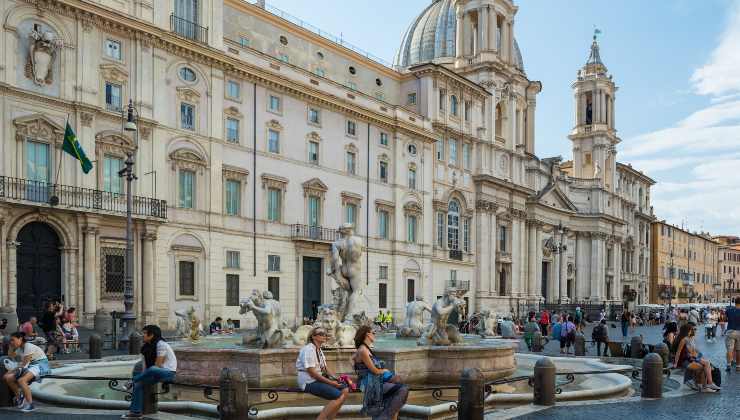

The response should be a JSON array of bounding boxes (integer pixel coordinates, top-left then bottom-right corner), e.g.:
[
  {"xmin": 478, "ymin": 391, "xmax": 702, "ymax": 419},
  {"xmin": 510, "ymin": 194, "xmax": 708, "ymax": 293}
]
[
  {"xmin": 449, "ymin": 249, "xmax": 463, "ymax": 261},
  {"xmin": 170, "ymin": 14, "xmax": 208, "ymax": 44},
  {"xmin": 446, "ymin": 280, "xmax": 470, "ymax": 292},
  {"xmin": 0, "ymin": 176, "xmax": 167, "ymax": 219},
  {"xmin": 290, "ymin": 224, "xmax": 339, "ymax": 242}
]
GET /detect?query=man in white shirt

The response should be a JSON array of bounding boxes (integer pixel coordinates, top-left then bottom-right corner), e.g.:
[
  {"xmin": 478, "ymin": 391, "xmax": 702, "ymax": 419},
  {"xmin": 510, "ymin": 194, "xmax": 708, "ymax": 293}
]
[
  {"xmin": 3, "ymin": 332, "xmax": 51, "ymax": 412},
  {"xmin": 296, "ymin": 327, "xmax": 348, "ymax": 420},
  {"xmin": 121, "ymin": 325, "xmax": 177, "ymax": 419}
]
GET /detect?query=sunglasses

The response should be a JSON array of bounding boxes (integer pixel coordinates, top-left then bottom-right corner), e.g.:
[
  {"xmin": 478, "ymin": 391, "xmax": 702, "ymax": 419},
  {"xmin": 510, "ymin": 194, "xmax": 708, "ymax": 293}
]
[{"xmin": 313, "ymin": 331, "xmax": 327, "ymax": 337}]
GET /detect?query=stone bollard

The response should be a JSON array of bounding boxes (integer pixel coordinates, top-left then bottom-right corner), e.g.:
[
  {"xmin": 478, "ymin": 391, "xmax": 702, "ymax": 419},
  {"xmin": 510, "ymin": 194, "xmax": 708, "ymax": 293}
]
[
  {"xmin": 654, "ymin": 343, "xmax": 669, "ymax": 368},
  {"xmin": 458, "ymin": 368, "xmax": 484, "ymax": 420},
  {"xmin": 533, "ymin": 357, "xmax": 556, "ymax": 406},
  {"xmin": 132, "ymin": 361, "xmax": 158, "ymax": 415},
  {"xmin": 630, "ymin": 336, "xmax": 643, "ymax": 359},
  {"xmin": 574, "ymin": 333, "xmax": 586, "ymax": 356},
  {"xmin": 219, "ymin": 367, "xmax": 250, "ymax": 420},
  {"xmin": 128, "ymin": 332, "xmax": 143, "ymax": 356},
  {"xmin": 532, "ymin": 331, "xmax": 543, "ymax": 352},
  {"xmin": 0, "ymin": 363, "xmax": 13, "ymax": 407},
  {"xmin": 641, "ymin": 353, "xmax": 663, "ymax": 398},
  {"xmin": 89, "ymin": 334, "xmax": 103, "ymax": 359}
]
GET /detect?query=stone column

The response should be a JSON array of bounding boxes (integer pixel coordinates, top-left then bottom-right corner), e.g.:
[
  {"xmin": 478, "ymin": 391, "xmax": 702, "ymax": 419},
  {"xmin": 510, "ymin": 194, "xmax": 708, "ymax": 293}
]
[
  {"xmin": 464, "ymin": 13, "xmax": 473, "ymax": 56},
  {"xmin": 528, "ymin": 221, "xmax": 538, "ymax": 298},
  {"xmin": 574, "ymin": 233, "xmax": 582, "ymax": 301},
  {"xmin": 0, "ymin": 215, "xmax": 6, "ymax": 307},
  {"xmin": 519, "ymin": 215, "xmax": 527, "ymax": 298},
  {"xmin": 601, "ymin": 91, "xmax": 607, "ymax": 124},
  {"xmin": 509, "ymin": 98, "xmax": 517, "ymax": 149},
  {"xmin": 61, "ymin": 248, "xmax": 74, "ymax": 308},
  {"xmin": 488, "ymin": 8, "xmax": 497, "ymax": 53},
  {"xmin": 475, "ymin": 205, "xmax": 490, "ymax": 294},
  {"xmin": 501, "ymin": 18, "xmax": 510, "ymax": 63},
  {"xmin": 535, "ymin": 227, "xmax": 543, "ymax": 299},
  {"xmin": 526, "ymin": 101, "xmax": 536, "ymax": 155},
  {"xmin": 83, "ymin": 226, "xmax": 98, "ymax": 326},
  {"xmin": 560, "ymin": 236, "xmax": 568, "ymax": 301},
  {"xmin": 7, "ymin": 242, "xmax": 18, "ymax": 310},
  {"xmin": 590, "ymin": 234, "xmax": 600, "ymax": 301},
  {"xmin": 511, "ymin": 215, "xmax": 522, "ymax": 297},
  {"xmin": 479, "ymin": 8, "xmax": 488, "ymax": 52},
  {"xmin": 614, "ymin": 240, "xmax": 622, "ymax": 303},
  {"xmin": 489, "ymin": 209, "xmax": 498, "ymax": 293},
  {"xmin": 455, "ymin": 9, "xmax": 464, "ymax": 60},
  {"xmin": 142, "ymin": 231, "xmax": 157, "ymax": 324}
]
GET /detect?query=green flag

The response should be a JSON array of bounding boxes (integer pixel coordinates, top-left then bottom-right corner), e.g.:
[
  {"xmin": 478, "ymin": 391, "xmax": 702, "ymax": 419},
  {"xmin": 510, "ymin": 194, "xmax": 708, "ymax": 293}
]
[{"xmin": 62, "ymin": 122, "xmax": 93, "ymax": 174}]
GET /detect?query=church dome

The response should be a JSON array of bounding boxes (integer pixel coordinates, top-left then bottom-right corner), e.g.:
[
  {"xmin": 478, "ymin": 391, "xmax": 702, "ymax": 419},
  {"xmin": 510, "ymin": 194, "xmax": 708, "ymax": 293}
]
[{"xmin": 394, "ymin": 0, "xmax": 524, "ymax": 71}]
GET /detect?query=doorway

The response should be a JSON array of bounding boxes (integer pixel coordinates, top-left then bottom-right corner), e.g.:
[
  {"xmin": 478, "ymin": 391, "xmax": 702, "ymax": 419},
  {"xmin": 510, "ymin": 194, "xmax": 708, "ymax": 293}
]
[
  {"xmin": 302, "ymin": 257, "xmax": 322, "ymax": 320},
  {"xmin": 16, "ymin": 222, "xmax": 61, "ymax": 322},
  {"xmin": 541, "ymin": 262, "xmax": 549, "ymax": 301}
]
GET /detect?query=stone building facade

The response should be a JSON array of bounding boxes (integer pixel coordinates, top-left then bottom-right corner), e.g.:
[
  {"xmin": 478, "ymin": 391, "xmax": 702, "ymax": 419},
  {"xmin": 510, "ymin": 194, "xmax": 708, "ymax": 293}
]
[
  {"xmin": 0, "ymin": 0, "xmax": 654, "ymax": 330},
  {"xmin": 650, "ymin": 221, "xmax": 720, "ymax": 305},
  {"xmin": 716, "ymin": 236, "xmax": 740, "ymax": 302}
]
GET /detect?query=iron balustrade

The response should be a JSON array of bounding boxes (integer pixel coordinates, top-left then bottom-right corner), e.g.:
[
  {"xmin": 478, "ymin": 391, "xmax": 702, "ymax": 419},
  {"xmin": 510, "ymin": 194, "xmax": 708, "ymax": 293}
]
[
  {"xmin": 170, "ymin": 14, "xmax": 209, "ymax": 44},
  {"xmin": 0, "ymin": 176, "xmax": 167, "ymax": 219},
  {"xmin": 446, "ymin": 279, "xmax": 470, "ymax": 291},
  {"xmin": 290, "ymin": 224, "xmax": 339, "ymax": 242}
]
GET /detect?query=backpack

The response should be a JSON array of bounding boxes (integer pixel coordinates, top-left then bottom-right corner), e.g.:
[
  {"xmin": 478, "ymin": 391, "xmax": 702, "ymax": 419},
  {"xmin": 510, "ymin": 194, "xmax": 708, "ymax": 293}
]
[{"xmin": 592, "ymin": 325, "xmax": 605, "ymax": 341}]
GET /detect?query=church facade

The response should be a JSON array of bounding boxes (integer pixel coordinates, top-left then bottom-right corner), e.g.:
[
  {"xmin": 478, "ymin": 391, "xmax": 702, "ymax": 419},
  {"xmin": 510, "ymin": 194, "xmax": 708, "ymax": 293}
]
[{"xmin": 0, "ymin": 0, "xmax": 654, "ymax": 330}]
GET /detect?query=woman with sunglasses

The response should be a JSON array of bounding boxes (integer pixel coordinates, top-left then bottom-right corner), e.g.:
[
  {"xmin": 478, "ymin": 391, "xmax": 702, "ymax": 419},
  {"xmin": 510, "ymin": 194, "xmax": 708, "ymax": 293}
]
[
  {"xmin": 352, "ymin": 325, "xmax": 409, "ymax": 420},
  {"xmin": 673, "ymin": 322, "xmax": 720, "ymax": 392},
  {"xmin": 296, "ymin": 327, "xmax": 348, "ymax": 420}
]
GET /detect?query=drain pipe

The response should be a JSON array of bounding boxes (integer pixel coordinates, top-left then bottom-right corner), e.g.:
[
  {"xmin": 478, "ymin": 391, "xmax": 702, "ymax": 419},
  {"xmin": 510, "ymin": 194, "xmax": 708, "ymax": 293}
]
[
  {"xmin": 366, "ymin": 122, "xmax": 370, "ymax": 286},
  {"xmin": 253, "ymin": 82, "xmax": 257, "ymax": 277}
]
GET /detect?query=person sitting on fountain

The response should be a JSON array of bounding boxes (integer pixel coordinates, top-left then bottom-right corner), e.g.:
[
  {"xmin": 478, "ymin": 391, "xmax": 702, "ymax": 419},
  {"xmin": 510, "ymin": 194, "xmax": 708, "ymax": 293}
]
[
  {"xmin": 296, "ymin": 327, "xmax": 348, "ymax": 420},
  {"xmin": 121, "ymin": 325, "xmax": 177, "ymax": 419},
  {"xmin": 352, "ymin": 325, "xmax": 409, "ymax": 420},
  {"xmin": 225, "ymin": 318, "xmax": 235, "ymax": 333},
  {"xmin": 3, "ymin": 331, "xmax": 51, "ymax": 412},
  {"xmin": 209, "ymin": 317, "xmax": 223, "ymax": 335}
]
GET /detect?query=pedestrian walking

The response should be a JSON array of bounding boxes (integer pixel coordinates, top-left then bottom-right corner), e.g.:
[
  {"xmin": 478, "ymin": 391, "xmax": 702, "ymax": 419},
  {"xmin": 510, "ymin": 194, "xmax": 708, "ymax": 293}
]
[{"xmin": 725, "ymin": 297, "xmax": 740, "ymax": 373}]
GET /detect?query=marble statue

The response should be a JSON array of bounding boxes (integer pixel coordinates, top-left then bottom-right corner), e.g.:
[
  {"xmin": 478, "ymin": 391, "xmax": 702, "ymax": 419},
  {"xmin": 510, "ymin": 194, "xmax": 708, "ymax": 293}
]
[
  {"xmin": 397, "ymin": 296, "xmax": 432, "ymax": 338},
  {"xmin": 594, "ymin": 162, "xmax": 601, "ymax": 178},
  {"xmin": 476, "ymin": 309, "xmax": 498, "ymax": 337},
  {"xmin": 25, "ymin": 24, "xmax": 63, "ymax": 86},
  {"xmin": 419, "ymin": 288, "xmax": 466, "ymax": 346},
  {"xmin": 174, "ymin": 307, "xmax": 204, "ymax": 339},
  {"xmin": 327, "ymin": 223, "xmax": 368, "ymax": 323},
  {"xmin": 239, "ymin": 289, "xmax": 286, "ymax": 348}
]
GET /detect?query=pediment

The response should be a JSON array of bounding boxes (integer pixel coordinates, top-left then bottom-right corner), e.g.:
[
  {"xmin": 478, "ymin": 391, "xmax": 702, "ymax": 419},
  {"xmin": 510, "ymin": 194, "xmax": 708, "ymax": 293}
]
[
  {"xmin": 95, "ymin": 130, "xmax": 135, "ymax": 152},
  {"xmin": 99, "ymin": 63, "xmax": 129, "ymax": 84},
  {"xmin": 535, "ymin": 184, "xmax": 578, "ymax": 212},
  {"xmin": 176, "ymin": 86, "xmax": 201, "ymax": 102},
  {"xmin": 403, "ymin": 201, "xmax": 423, "ymax": 214},
  {"xmin": 302, "ymin": 177, "xmax": 328, "ymax": 192},
  {"xmin": 170, "ymin": 149, "xmax": 207, "ymax": 166},
  {"xmin": 14, "ymin": 114, "xmax": 64, "ymax": 143}
]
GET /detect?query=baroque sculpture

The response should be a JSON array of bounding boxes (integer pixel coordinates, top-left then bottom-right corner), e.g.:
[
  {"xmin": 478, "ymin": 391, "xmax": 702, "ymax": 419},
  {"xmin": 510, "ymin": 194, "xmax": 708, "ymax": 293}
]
[
  {"xmin": 419, "ymin": 288, "xmax": 466, "ymax": 346},
  {"xmin": 327, "ymin": 223, "xmax": 369, "ymax": 323},
  {"xmin": 397, "ymin": 296, "xmax": 431, "ymax": 338},
  {"xmin": 476, "ymin": 309, "xmax": 498, "ymax": 337},
  {"xmin": 174, "ymin": 307, "xmax": 204, "ymax": 340},
  {"xmin": 239, "ymin": 289, "xmax": 291, "ymax": 349},
  {"xmin": 25, "ymin": 24, "xmax": 63, "ymax": 86}
]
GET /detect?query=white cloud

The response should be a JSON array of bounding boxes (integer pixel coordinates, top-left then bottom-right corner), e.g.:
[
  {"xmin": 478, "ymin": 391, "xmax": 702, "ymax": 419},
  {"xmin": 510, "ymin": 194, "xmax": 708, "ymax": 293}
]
[{"xmin": 690, "ymin": 1, "xmax": 740, "ymax": 97}]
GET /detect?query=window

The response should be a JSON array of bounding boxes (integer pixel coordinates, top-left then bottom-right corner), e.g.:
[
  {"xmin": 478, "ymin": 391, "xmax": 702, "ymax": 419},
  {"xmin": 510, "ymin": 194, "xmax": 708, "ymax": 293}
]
[
  {"xmin": 268, "ymin": 255, "xmax": 281, "ymax": 272},
  {"xmin": 408, "ymin": 144, "xmax": 417, "ymax": 156},
  {"xmin": 407, "ymin": 278, "xmax": 415, "ymax": 302},
  {"xmin": 463, "ymin": 217, "xmax": 470, "ymax": 252},
  {"xmin": 181, "ymin": 103, "xmax": 195, "ymax": 130},
  {"xmin": 375, "ymin": 92, "xmax": 385, "ymax": 101},
  {"xmin": 26, "ymin": 141, "xmax": 50, "ymax": 201},
  {"xmin": 308, "ymin": 196, "xmax": 320, "ymax": 226},
  {"xmin": 380, "ymin": 132, "xmax": 389, "ymax": 146},
  {"xmin": 379, "ymin": 265, "xmax": 388, "ymax": 280},
  {"xmin": 308, "ymin": 108, "xmax": 320, "ymax": 125},
  {"xmin": 267, "ymin": 187, "xmax": 281, "ymax": 222},
  {"xmin": 449, "ymin": 139, "xmax": 458, "ymax": 165},
  {"xmin": 227, "ymin": 80, "xmax": 240, "ymax": 99},
  {"xmin": 316, "ymin": 51, "xmax": 325, "ymax": 60},
  {"xmin": 226, "ymin": 274, "xmax": 239, "ymax": 306},
  {"xmin": 314, "ymin": 67, "xmax": 326, "ymax": 77},
  {"xmin": 345, "ymin": 203, "xmax": 357, "ymax": 226},
  {"xmin": 103, "ymin": 156, "xmax": 123, "ymax": 193},
  {"xmin": 179, "ymin": 260, "xmax": 195, "ymax": 296},
  {"xmin": 308, "ymin": 141, "xmax": 319, "ymax": 164},
  {"xmin": 239, "ymin": 36, "xmax": 250, "ymax": 47},
  {"xmin": 450, "ymin": 95, "xmax": 459, "ymax": 116},
  {"xmin": 407, "ymin": 92, "xmax": 417, "ymax": 105},
  {"xmin": 268, "ymin": 129, "xmax": 280, "ymax": 153},
  {"xmin": 179, "ymin": 170, "xmax": 195, "ymax": 208},
  {"xmin": 279, "ymin": 35, "xmax": 288, "ymax": 45},
  {"xmin": 279, "ymin": 54, "xmax": 289, "ymax": 63},
  {"xmin": 179, "ymin": 67, "xmax": 196, "ymax": 82},
  {"xmin": 463, "ymin": 143, "xmax": 471, "ymax": 170},
  {"xmin": 436, "ymin": 139, "xmax": 444, "ymax": 160},
  {"xmin": 464, "ymin": 100, "xmax": 471, "ymax": 121},
  {"xmin": 379, "ymin": 161, "xmax": 388, "ymax": 183},
  {"xmin": 101, "ymin": 248, "xmax": 125, "ymax": 298},
  {"xmin": 226, "ymin": 118, "xmax": 239, "ymax": 143},
  {"xmin": 408, "ymin": 167, "xmax": 416, "ymax": 190},
  {"xmin": 226, "ymin": 250, "xmax": 240, "ymax": 269},
  {"xmin": 436, "ymin": 212, "xmax": 444, "ymax": 246},
  {"xmin": 495, "ymin": 104, "xmax": 503, "ymax": 137},
  {"xmin": 225, "ymin": 179, "xmax": 241, "ymax": 216},
  {"xmin": 499, "ymin": 226, "xmax": 507, "ymax": 252},
  {"xmin": 447, "ymin": 200, "xmax": 460, "ymax": 250},
  {"xmin": 346, "ymin": 81, "xmax": 357, "ymax": 90},
  {"xmin": 268, "ymin": 95, "xmax": 281, "ymax": 113},
  {"xmin": 268, "ymin": 277, "xmax": 280, "ymax": 301},
  {"xmin": 105, "ymin": 82, "xmax": 122, "ymax": 111},
  {"xmin": 439, "ymin": 89, "xmax": 446, "ymax": 111},
  {"xmin": 379, "ymin": 210, "xmax": 389, "ymax": 239},
  {"xmin": 407, "ymin": 215, "xmax": 417, "ymax": 243},
  {"xmin": 346, "ymin": 151, "xmax": 356, "ymax": 174},
  {"xmin": 105, "ymin": 39, "xmax": 121, "ymax": 60},
  {"xmin": 347, "ymin": 120, "xmax": 357, "ymax": 136},
  {"xmin": 348, "ymin": 66, "xmax": 356, "ymax": 74},
  {"xmin": 379, "ymin": 283, "xmax": 388, "ymax": 309}
]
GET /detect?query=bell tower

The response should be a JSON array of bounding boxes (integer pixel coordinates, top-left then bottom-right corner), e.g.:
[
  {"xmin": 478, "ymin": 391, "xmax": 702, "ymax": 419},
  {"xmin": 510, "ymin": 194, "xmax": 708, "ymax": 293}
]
[{"xmin": 568, "ymin": 32, "xmax": 619, "ymax": 191}]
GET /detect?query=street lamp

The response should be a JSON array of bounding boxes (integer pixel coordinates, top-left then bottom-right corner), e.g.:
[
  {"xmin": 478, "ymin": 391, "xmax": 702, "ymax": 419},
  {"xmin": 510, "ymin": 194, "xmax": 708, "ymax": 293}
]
[
  {"xmin": 118, "ymin": 99, "xmax": 139, "ymax": 350},
  {"xmin": 546, "ymin": 222, "xmax": 568, "ymax": 303}
]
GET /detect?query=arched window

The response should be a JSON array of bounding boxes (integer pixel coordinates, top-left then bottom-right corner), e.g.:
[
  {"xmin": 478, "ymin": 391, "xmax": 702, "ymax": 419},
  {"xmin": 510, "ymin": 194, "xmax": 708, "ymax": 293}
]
[
  {"xmin": 447, "ymin": 199, "xmax": 460, "ymax": 250},
  {"xmin": 495, "ymin": 104, "xmax": 503, "ymax": 137},
  {"xmin": 450, "ymin": 95, "xmax": 459, "ymax": 116}
]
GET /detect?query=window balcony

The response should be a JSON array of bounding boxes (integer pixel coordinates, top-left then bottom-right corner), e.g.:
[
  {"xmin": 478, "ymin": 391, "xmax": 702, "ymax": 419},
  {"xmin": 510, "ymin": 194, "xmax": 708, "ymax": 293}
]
[
  {"xmin": 446, "ymin": 279, "xmax": 470, "ymax": 292},
  {"xmin": 290, "ymin": 224, "xmax": 339, "ymax": 243},
  {"xmin": 170, "ymin": 14, "xmax": 209, "ymax": 44},
  {"xmin": 0, "ymin": 176, "xmax": 167, "ymax": 219},
  {"xmin": 449, "ymin": 249, "xmax": 463, "ymax": 261}
]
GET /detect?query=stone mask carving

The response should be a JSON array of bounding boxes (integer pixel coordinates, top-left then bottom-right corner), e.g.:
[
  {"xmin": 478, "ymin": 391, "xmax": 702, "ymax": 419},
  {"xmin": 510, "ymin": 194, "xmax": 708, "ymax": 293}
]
[{"xmin": 25, "ymin": 24, "xmax": 63, "ymax": 86}]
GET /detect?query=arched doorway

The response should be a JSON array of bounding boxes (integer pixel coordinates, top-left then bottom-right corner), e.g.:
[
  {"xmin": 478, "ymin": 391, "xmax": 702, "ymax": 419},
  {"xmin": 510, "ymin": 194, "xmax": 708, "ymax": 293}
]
[{"xmin": 16, "ymin": 222, "xmax": 61, "ymax": 322}]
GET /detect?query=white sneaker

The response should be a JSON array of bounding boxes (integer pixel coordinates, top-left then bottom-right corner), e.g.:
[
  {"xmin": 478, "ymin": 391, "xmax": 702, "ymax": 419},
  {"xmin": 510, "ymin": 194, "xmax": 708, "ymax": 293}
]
[
  {"xmin": 701, "ymin": 385, "xmax": 718, "ymax": 393},
  {"xmin": 706, "ymin": 383, "xmax": 721, "ymax": 391}
]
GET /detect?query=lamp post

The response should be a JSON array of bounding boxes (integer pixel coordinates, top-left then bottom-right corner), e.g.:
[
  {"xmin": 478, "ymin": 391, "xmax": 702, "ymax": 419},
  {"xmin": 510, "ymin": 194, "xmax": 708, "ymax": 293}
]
[
  {"xmin": 547, "ymin": 222, "xmax": 568, "ymax": 304},
  {"xmin": 119, "ymin": 99, "xmax": 139, "ymax": 349}
]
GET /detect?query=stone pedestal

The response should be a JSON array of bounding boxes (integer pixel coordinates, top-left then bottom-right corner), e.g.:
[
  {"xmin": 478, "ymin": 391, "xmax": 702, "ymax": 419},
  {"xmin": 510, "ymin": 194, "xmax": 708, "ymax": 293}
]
[{"xmin": 94, "ymin": 309, "xmax": 113, "ymax": 336}]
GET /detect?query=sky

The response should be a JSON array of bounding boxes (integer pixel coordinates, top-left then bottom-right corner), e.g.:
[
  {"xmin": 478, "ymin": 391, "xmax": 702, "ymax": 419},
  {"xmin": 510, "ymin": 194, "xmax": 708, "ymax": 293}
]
[{"xmin": 260, "ymin": 0, "xmax": 740, "ymax": 235}]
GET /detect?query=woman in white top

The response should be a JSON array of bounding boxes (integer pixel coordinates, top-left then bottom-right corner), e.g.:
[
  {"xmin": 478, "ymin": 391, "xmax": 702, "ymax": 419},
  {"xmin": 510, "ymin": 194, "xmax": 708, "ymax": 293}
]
[
  {"xmin": 3, "ymin": 331, "xmax": 51, "ymax": 412},
  {"xmin": 121, "ymin": 325, "xmax": 177, "ymax": 419},
  {"xmin": 295, "ymin": 327, "xmax": 348, "ymax": 420}
]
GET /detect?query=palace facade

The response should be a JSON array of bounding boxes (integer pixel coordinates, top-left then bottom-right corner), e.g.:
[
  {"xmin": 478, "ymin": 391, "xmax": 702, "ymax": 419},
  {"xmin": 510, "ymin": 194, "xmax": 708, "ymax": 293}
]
[{"xmin": 0, "ymin": 0, "xmax": 654, "ymax": 329}]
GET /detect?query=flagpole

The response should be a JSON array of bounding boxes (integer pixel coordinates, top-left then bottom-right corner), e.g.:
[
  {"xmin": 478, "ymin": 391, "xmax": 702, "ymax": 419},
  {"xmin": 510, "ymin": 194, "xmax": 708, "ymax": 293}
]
[{"xmin": 55, "ymin": 115, "xmax": 69, "ymax": 185}]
